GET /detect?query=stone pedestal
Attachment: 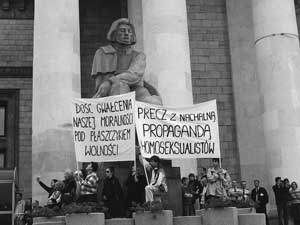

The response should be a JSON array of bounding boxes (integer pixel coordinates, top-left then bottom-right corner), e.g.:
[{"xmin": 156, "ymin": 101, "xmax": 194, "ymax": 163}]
[
  {"xmin": 65, "ymin": 213, "xmax": 104, "ymax": 225},
  {"xmin": 238, "ymin": 214, "xmax": 265, "ymax": 225},
  {"xmin": 252, "ymin": 0, "xmax": 300, "ymax": 186},
  {"xmin": 134, "ymin": 210, "xmax": 173, "ymax": 225},
  {"xmin": 173, "ymin": 216, "xmax": 202, "ymax": 225},
  {"xmin": 33, "ymin": 216, "xmax": 66, "ymax": 225},
  {"xmin": 237, "ymin": 208, "xmax": 255, "ymax": 215},
  {"xmin": 202, "ymin": 207, "xmax": 238, "ymax": 225},
  {"xmin": 105, "ymin": 218, "xmax": 134, "ymax": 225},
  {"xmin": 32, "ymin": 0, "xmax": 81, "ymax": 205}
]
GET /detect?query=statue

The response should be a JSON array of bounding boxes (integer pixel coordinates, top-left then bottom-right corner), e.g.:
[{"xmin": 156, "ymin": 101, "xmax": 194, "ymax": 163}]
[{"xmin": 91, "ymin": 18, "xmax": 162, "ymax": 105}]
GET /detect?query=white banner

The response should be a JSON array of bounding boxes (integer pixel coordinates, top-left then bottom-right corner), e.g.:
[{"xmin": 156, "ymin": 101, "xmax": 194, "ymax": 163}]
[
  {"xmin": 135, "ymin": 100, "xmax": 220, "ymax": 159},
  {"xmin": 71, "ymin": 92, "xmax": 135, "ymax": 162}
]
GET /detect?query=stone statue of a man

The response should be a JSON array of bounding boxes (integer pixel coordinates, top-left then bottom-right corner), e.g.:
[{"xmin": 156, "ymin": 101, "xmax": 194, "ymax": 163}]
[{"xmin": 91, "ymin": 18, "xmax": 162, "ymax": 105}]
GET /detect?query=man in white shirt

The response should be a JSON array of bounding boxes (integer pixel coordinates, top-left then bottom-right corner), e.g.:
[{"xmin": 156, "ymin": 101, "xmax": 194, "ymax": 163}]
[
  {"xmin": 228, "ymin": 180, "xmax": 242, "ymax": 200},
  {"xmin": 240, "ymin": 180, "xmax": 250, "ymax": 201},
  {"xmin": 143, "ymin": 155, "xmax": 168, "ymax": 202}
]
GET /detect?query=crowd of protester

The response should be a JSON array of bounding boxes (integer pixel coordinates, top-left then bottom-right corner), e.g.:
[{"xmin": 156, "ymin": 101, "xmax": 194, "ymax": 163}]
[
  {"xmin": 24, "ymin": 155, "xmax": 166, "ymax": 220},
  {"xmin": 13, "ymin": 156, "xmax": 300, "ymax": 224},
  {"xmin": 180, "ymin": 158, "xmax": 300, "ymax": 225}
]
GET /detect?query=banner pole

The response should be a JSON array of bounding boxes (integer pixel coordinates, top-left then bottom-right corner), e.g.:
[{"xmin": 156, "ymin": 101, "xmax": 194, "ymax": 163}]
[
  {"xmin": 76, "ymin": 161, "xmax": 80, "ymax": 172},
  {"xmin": 134, "ymin": 146, "xmax": 137, "ymax": 172},
  {"xmin": 142, "ymin": 156, "xmax": 150, "ymax": 185}
]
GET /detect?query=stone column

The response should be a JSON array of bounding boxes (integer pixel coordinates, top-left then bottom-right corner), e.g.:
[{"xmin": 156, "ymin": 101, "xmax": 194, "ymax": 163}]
[
  {"xmin": 226, "ymin": 0, "xmax": 268, "ymax": 192},
  {"xmin": 32, "ymin": 0, "xmax": 81, "ymax": 204},
  {"xmin": 252, "ymin": 0, "xmax": 300, "ymax": 183},
  {"xmin": 140, "ymin": 0, "xmax": 196, "ymax": 176}
]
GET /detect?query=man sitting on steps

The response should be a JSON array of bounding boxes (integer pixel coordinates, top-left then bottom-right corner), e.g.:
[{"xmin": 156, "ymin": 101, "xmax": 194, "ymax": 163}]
[{"xmin": 140, "ymin": 155, "xmax": 168, "ymax": 202}]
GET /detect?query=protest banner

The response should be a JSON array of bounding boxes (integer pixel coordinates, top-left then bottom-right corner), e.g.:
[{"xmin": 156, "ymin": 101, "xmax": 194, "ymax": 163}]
[
  {"xmin": 71, "ymin": 92, "xmax": 135, "ymax": 162},
  {"xmin": 135, "ymin": 100, "xmax": 220, "ymax": 159}
]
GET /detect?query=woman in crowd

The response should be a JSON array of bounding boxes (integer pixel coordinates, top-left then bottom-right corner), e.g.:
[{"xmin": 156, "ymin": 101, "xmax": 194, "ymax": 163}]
[
  {"xmin": 102, "ymin": 167, "xmax": 124, "ymax": 218},
  {"xmin": 289, "ymin": 181, "xmax": 300, "ymax": 224}
]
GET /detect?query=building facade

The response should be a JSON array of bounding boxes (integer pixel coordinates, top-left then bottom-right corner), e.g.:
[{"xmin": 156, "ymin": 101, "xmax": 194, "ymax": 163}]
[{"xmin": 0, "ymin": 0, "xmax": 299, "ymax": 211}]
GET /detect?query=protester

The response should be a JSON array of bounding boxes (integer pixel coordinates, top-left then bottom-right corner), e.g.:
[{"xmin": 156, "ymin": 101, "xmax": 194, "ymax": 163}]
[
  {"xmin": 240, "ymin": 180, "xmax": 250, "ymax": 201},
  {"xmin": 288, "ymin": 181, "xmax": 300, "ymax": 224},
  {"xmin": 199, "ymin": 175, "xmax": 208, "ymax": 208},
  {"xmin": 76, "ymin": 162, "xmax": 99, "ymax": 202},
  {"xmin": 125, "ymin": 166, "xmax": 147, "ymax": 215},
  {"xmin": 181, "ymin": 177, "xmax": 195, "ymax": 216},
  {"xmin": 102, "ymin": 167, "xmax": 124, "ymax": 218},
  {"xmin": 198, "ymin": 167, "xmax": 207, "ymax": 178},
  {"xmin": 251, "ymin": 179, "xmax": 269, "ymax": 225},
  {"xmin": 36, "ymin": 177, "xmax": 58, "ymax": 198},
  {"xmin": 15, "ymin": 192, "xmax": 26, "ymax": 225},
  {"xmin": 272, "ymin": 177, "xmax": 287, "ymax": 225},
  {"xmin": 207, "ymin": 158, "xmax": 231, "ymax": 200},
  {"xmin": 62, "ymin": 169, "xmax": 76, "ymax": 204},
  {"xmin": 143, "ymin": 155, "xmax": 168, "ymax": 202},
  {"xmin": 47, "ymin": 181, "xmax": 64, "ymax": 208},
  {"xmin": 188, "ymin": 173, "xmax": 200, "ymax": 207},
  {"xmin": 228, "ymin": 180, "xmax": 242, "ymax": 200}
]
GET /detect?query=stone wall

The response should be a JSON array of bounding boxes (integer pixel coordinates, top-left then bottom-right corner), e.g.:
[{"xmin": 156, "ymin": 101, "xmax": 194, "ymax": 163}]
[
  {"xmin": 0, "ymin": 16, "xmax": 33, "ymax": 199},
  {"xmin": 186, "ymin": 0, "xmax": 240, "ymax": 179},
  {"xmin": 0, "ymin": 78, "xmax": 32, "ymax": 198},
  {"xmin": 0, "ymin": 19, "xmax": 33, "ymax": 67}
]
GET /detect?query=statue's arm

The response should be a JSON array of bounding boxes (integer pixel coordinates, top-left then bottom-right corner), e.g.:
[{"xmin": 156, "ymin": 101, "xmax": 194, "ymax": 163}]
[
  {"xmin": 112, "ymin": 52, "xmax": 146, "ymax": 85},
  {"xmin": 93, "ymin": 73, "xmax": 113, "ymax": 98}
]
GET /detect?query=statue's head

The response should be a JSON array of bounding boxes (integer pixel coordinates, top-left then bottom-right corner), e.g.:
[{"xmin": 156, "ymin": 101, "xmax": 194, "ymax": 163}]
[{"xmin": 107, "ymin": 18, "xmax": 136, "ymax": 45}]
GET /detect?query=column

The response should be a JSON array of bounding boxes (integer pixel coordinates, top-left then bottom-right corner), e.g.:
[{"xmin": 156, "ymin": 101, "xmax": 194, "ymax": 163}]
[
  {"xmin": 140, "ymin": 0, "xmax": 196, "ymax": 176},
  {"xmin": 226, "ymin": 0, "xmax": 269, "ymax": 192},
  {"xmin": 127, "ymin": 0, "xmax": 144, "ymax": 52},
  {"xmin": 252, "ymin": 0, "xmax": 300, "ymax": 183},
  {"xmin": 32, "ymin": 0, "xmax": 81, "ymax": 205}
]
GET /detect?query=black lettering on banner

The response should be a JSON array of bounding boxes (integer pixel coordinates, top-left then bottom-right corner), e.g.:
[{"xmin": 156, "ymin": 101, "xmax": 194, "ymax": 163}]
[
  {"xmin": 90, "ymin": 129, "xmax": 131, "ymax": 142},
  {"xmin": 170, "ymin": 113, "xmax": 176, "ymax": 121},
  {"xmin": 140, "ymin": 140, "xmax": 215, "ymax": 156},
  {"xmin": 138, "ymin": 107, "xmax": 168, "ymax": 120},
  {"xmin": 137, "ymin": 107, "xmax": 143, "ymax": 119},
  {"xmin": 84, "ymin": 144, "xmax": 119, "ymax": 156},
  {"xmin": 96, "ymin": 99, "xmax": 132, "ymax": 113},
  {"xmin": 74, "ymin": 131, "xmax": 86, "ymax": 142},
  {"xmin": 179, "ymin": 111, "xmax": 216, "ymax": 122},
  {"xmin": 75, "ymin": 103, "xmax": 93, "ymax": 114},
  {"xmin": 100, "ymin": 113, "xmax": 134, "ymax": 127},
  {"xmin": 142, "ymin": 124, "xmax": 212, "ymax": 139},
  {"xmin": 73, "ymin": 116, "xmax": 96, "ymax": 130}
]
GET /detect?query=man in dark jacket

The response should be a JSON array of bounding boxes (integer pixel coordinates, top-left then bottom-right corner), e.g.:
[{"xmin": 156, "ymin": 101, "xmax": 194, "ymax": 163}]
[
  {"xmin": 62, "ymin": 169, "xmax": 77, "ymax": 204},
  {"xmin": 125, "ymin": 166, "xmax": 147, "ymax": 207},
  {"xmin": 272, "ymin": 177, "xmax": 289, "ymax": 225},
  {"xmin": 251, "ymin": 179, "xmax": 269, "ymax": 225},
  {"xmin": 36, "ymin": 177, "xmax": 57, "ymax": 198},
  {"xmin": 102, "ymin": 167, "xmax": 124, "ymax": 218}
]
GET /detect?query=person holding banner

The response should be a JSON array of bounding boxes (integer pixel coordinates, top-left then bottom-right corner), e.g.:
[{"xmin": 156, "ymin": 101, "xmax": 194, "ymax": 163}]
[
  {"xmin": 141, "ymin": 155, "xmax": 168, "ymax": 202},
  {"xmin": 206, "ymin": 158, "xmax": 231, "ymax": 200},
  {"xmin": 76, "ymin": 162, "xmax": 99, "ymax": 203}
]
